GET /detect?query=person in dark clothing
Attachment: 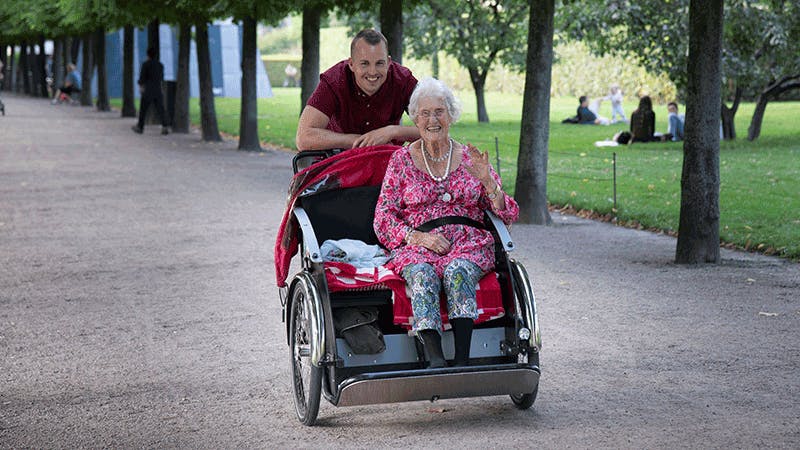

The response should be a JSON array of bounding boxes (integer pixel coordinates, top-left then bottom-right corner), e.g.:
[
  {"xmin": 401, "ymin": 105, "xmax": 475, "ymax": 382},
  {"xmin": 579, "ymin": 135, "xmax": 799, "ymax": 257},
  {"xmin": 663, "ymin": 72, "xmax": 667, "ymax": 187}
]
[
  {"xmin": 132, "ymin": 47, "xmax": 169, "ymax": 135},
  {"xmin": 577, "ymin": 95, "xmax": 598, "ymax": 124},
  {"xmin": 629, "ymin": 95, "xmax": 658, "ymax": 143}
]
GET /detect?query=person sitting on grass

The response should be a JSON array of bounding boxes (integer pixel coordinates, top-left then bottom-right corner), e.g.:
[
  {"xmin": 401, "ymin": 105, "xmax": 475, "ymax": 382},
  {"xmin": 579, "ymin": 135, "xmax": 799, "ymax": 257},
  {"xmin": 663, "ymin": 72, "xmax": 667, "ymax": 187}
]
[
  {"xmin": 667, "ymin": 102, "xmax": 685, "ymax": 141},
  {"xmin": 51, "ymin": 63, "xmax": 81, "ymax": 105},
  {"xmin": 562, "ymin": 95, "xmax": 609, "ymax": 125},
  {"xmin": 629, "ymin": 95, "xmax": 659, "ymax": 144}
]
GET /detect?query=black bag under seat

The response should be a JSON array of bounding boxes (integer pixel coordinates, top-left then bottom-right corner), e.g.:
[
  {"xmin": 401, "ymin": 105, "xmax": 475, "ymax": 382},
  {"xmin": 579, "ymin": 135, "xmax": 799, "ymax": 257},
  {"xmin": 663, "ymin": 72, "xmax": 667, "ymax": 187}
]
[{"xmin": 333, "ymin": 307, "xmax": 386, "ymax": 354}]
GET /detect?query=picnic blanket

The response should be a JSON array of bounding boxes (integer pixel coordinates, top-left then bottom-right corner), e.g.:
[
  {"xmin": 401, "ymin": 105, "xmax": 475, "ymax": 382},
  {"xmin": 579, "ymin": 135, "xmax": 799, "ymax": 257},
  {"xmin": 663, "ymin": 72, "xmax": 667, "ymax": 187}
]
[
  {"xmin": 274, "ymin": 145, "xmax": 399, "ymax": 288},
  {"xmin": 324, "ymin": 261, "xmax": 505, "ymax": 329}
]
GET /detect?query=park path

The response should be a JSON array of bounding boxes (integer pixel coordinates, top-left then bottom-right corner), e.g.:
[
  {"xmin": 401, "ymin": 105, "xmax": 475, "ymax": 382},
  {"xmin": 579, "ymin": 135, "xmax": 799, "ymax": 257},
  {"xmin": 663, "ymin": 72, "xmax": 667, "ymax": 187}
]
[{"xmin": 1, "ymin": 93, "xmax": 798, "ymax": 448}]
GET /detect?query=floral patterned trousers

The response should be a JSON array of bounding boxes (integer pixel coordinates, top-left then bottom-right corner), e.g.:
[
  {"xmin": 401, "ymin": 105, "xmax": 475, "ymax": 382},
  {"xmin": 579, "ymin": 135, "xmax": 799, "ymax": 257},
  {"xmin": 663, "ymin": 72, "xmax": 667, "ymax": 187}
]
[{"xmin": 401, "ymin": 258, "xmax": 484, "ymax": 332}]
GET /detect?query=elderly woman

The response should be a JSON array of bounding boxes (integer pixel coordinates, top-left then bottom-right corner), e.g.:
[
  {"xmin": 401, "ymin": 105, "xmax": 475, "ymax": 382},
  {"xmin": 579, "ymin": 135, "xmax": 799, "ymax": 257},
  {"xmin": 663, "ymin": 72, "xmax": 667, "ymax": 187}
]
[{"xmin": 374, "ymin": 78, "xmax": 519, "ymax": 368}]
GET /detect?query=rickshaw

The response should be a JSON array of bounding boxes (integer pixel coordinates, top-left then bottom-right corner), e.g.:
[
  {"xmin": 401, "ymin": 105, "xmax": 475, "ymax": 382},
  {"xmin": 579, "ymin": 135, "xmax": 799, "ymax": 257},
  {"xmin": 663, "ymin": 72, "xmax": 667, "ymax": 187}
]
[{"xmin": 275, "ymin": 146, "xmax": 541, "ymax": 426}]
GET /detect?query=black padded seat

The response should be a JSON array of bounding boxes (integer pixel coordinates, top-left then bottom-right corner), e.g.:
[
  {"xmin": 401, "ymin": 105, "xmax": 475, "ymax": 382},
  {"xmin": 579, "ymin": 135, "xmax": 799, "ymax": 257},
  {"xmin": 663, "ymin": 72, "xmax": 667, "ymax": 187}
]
[{"xmin": 299, "ymin": 185, "xmax": 382, "ymax": 246}]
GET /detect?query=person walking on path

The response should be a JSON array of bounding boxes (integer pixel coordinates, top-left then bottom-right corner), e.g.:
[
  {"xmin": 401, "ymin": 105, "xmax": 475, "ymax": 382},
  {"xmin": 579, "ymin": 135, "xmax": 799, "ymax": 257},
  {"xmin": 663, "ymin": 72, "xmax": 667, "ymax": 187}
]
[{"xmin": 132, "ymin": 47, "xmax": 169, "ymax": 135}]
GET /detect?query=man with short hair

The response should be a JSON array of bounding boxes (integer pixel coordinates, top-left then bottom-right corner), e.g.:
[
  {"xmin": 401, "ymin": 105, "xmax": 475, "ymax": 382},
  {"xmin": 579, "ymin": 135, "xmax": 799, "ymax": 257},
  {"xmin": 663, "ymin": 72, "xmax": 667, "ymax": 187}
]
[
  {"xmin": 295, "ymin": 29, "xmax": 419, "ymax": 151},
  {"xmin": 667, "ymin": 102, "xmax": 684, "ymax": 141},
  {"xmin": 132, "ymin": 47, "xmax": 169, "ymax": 135}
]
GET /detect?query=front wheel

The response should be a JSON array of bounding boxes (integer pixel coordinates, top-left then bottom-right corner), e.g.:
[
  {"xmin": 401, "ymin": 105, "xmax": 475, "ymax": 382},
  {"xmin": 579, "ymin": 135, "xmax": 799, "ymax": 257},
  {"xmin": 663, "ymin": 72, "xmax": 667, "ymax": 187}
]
[
  {"xmin": 289, "ymin": 284, "xmax": 322, "ymax": 425},
  {"xmin": 510, "ymin": 385, "xmax": 538, "ymax": 410}
]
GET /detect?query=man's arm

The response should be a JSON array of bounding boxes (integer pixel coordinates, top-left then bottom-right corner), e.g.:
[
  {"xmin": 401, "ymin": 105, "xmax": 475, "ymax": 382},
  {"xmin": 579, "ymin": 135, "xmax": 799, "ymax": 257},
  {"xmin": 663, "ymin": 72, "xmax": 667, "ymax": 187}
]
[
  {"xmin": 352, "ymin": 124, "xmax": 420, "ymax": 148},
  {"xmin": 296, "ymin": 105, "xmax": 361, "ymax": 150}
]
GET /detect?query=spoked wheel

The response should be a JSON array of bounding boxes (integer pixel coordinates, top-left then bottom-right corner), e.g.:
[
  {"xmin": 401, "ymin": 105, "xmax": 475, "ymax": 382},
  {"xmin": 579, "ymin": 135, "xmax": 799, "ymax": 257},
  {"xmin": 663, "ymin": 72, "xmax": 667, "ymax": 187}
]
[
  {"xmin": 289, "ymin": 284, "xmax": 322, "ymax": 426},
  {"xmin": 510, "ymin": 385, "xmax": 538, "ymax": 409}
]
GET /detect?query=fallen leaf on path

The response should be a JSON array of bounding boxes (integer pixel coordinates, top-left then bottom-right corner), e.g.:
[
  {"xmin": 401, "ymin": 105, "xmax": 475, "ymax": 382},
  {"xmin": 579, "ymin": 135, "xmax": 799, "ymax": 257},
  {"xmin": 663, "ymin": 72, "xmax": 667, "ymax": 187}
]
[
  {"xmin": 758, "ymin": 311, "xmax": 779, "ymax": 317},
  {"xmin": 427, "ymin": 407, "xmax": 451, "ymax": 413}
]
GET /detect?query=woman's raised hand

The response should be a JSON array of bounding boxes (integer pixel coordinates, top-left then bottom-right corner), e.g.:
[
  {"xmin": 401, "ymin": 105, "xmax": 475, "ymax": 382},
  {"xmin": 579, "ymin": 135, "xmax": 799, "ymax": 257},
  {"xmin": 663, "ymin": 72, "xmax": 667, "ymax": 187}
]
[{"xmin": 463, "ymin": 143, "xmax": 494, "ymax": 187}]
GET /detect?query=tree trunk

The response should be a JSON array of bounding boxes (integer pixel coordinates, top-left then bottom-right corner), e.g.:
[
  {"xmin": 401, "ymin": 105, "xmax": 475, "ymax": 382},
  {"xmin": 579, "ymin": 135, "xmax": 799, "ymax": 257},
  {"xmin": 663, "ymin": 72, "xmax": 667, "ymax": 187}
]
[
  {"xmin": 70, "ymin": 37, "xmax": 80, "ymax": 64},
  {"xmin": 29, "ymin": 44, "xmax": 41, "ymax": 96},
  {"xmin": 432, "ymin": 49, "xmax": 439, "ymax": 79},
  {"xmin": 80, "ymin": 33, "xmax": 94, "ymax": 106},
  {"xmin": 37, "ymin": 35, "xmax": 48, "ymax": 97},
  {"xmin": 21, "ymin": 42, "xmax": 31, "ymax": 95},
  {"xmin": 121, "ymin": 25, "xmax": 137, "ymax": 117},
  {"xmin": 720, "ymin": 86, "xmax": 741, "ymax": 140},
  {"xmin": 380, "ymin": 0, "xmax": 403, "ymax": 65},
  {"xmin": 95, "ymin": 28, "xmax": 110, "ymax": 111},
  {"xmin": 515, "ymin": 0, "xmax": 554, "ymax": 225},
  {"xmin": 238, "ymin": 16, "xmax": 262, "ymax": 151},
  {"xmin": 675, "ymin": 0, "xmax": 723, "ymax": 265},
  {"xmin": 468, "ymin": 67, "xmax": 489, "ymax": 123},
  {"xmin": 172, "ymin": 22, "xmax": 191, "ymax": 133},
  {"xmin": 147, "ymin": 20, "xmax": 160, "ymax": 61},
  {"xmin": 146, "ymin": 20, "xmax": 161, "ymax": 125},
  {"xmin": 300, "ymin": 4, "xmax": 321, "ymax": 112},
  {"xmin": 8, "ymin": 44, "xmax": 16, "ymax": 92},
  {"xmin": 53, "ymin": 38, "xmax": 64, "ymax": 96},
  {"xmin": 0, "ymin": 44, "xmax": 6, "ymax": 91},
  {"xmin": 196, "ymin": 21, "xmax": 222, "ymax": 142},
  {"xmin": 747, "ymin": 75, "xmax": 800, "ymax": 141}
]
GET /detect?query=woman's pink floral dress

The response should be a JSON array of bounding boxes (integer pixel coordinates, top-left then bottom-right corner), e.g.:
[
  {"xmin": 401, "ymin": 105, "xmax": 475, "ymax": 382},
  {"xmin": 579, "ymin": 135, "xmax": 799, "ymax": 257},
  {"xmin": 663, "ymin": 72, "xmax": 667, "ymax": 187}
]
[{"xmin": 374, "ymin": 145, "xmax": 519, "ymax": 276}]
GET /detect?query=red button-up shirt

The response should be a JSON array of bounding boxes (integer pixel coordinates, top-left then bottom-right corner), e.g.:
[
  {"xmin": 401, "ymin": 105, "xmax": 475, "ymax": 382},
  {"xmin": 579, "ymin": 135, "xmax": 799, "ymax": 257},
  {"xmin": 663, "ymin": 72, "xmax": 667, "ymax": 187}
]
[{"xmin": 306, "ymin": 60, "xmax": 417, "ymax": 143}]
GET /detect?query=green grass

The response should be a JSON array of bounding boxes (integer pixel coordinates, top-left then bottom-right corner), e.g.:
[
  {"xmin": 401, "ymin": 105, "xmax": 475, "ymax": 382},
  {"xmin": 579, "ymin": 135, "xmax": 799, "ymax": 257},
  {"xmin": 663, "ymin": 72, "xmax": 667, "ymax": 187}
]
[{"xmin": 112, "ymin": 91, "xmax": 800, "ymax": 259}]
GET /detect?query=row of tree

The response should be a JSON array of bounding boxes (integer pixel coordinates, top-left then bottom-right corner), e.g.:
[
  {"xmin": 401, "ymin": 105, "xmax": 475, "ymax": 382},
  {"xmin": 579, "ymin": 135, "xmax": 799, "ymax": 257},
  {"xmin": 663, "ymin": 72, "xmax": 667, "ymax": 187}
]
[{"xmin": 0, "ymin": 0, "xmax": 750, "ymax": 263}]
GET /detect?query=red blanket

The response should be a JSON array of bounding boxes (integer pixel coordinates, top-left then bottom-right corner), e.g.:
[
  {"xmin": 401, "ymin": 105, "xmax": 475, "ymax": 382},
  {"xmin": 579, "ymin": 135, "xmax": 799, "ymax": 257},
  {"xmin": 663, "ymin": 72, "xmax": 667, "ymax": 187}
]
[
  {"xmin": 324, "ymin": 261, "xmax": 505, "ymax": 329},
  {"xmin": 274, "ymin": 145, "xmax": 399, "ymax": 287}
]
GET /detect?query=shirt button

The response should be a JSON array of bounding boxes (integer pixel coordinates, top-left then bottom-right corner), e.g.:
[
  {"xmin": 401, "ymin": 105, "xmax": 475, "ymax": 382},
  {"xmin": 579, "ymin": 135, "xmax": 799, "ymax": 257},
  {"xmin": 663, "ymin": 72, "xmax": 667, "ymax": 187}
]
[{"xmin": 366, "ymin": 121, "xmax": 370, "ymax": 125}]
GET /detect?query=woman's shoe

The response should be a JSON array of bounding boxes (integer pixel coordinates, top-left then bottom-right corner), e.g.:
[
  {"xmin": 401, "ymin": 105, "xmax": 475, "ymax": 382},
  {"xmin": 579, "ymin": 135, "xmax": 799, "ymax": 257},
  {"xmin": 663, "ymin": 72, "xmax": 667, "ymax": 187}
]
[
  {"xmin": 450, "ymin": 318, "xmax": 474, "ymax": 367},
  {"xmin": 418, "ymin": 330, "xmax": 446, "ymax": 368}
]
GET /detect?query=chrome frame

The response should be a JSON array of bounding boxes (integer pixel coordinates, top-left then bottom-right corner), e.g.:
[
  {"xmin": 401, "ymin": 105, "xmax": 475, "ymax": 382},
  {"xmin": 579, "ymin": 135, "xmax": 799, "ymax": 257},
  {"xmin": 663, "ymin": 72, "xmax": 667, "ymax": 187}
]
[
  {"xmin": 293, "ymin": 207, "xmax": 323, "ymax": 264},
  {"xmin": 486, "ymin": 211, "xmax": 515, "ymax": 252},
  {"xmin": 509, "ymin": 259, "xmax": 541, "ymax": 351},
  {"xmin": 290, "ymin": 272, "xmax": 326, "ymax": 367}
]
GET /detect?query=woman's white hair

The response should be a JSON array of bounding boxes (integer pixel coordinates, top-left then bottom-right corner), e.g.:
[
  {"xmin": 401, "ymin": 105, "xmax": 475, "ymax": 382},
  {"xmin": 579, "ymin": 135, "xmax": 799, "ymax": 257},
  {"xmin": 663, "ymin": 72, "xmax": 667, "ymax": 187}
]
[{"xmin": 408, "ymin": 77, "xmax": 462, "ymax": 123}]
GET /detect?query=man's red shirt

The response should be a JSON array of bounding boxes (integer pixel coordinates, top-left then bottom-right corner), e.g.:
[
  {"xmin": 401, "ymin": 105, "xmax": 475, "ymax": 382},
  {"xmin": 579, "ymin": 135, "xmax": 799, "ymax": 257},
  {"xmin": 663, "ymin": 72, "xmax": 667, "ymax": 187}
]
[{"xmin": 306, "ymin": 60, "xmax": 417, "ymax": 142}]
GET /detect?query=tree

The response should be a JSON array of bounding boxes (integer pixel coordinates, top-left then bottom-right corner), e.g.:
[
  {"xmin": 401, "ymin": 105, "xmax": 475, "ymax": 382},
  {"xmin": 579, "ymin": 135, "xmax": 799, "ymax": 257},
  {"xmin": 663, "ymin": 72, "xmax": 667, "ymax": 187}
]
[
  {"xmin": 121, "ymin": 25, "xmax": 137, "ymax": 117},
  {"xmin": 195, "ymin": 19, "xmax": 222, "ymax": 142},
  {"xmin": 79, "ymin": 33, "xmax": 93, "ymax": 105},
  {"xmin": 675, "ymin": 0, "xmax": 723, "ymax": 264},
  {"xmin": 515, "ymin": 0, "xmax": 554, "ymax": 225},
  {"xmin": 172, "ymin": 22, "xmax": 191, "ymax": 132},
  {"xmin": 300, "ymin": 2, "xmax": 324, "ymax": 111},
  {"xmin": 406, "ymin": 0, "xmax": 528, "ymax": 122},
  {"xmin": 238, "ymin": 14, "xmax": 262, "ymax": 150},
  {"xmin": 380, "ymin": 0, "xmax": 403, "ymax": 64},
  {"xmin": 95, "ymin": 27, "xmax": 110, "ymax": 111}
]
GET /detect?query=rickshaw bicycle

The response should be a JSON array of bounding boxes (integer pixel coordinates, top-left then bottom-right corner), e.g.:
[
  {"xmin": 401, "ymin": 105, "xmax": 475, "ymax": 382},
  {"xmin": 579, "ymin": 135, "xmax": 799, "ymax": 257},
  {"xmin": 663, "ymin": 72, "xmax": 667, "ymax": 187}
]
[{"xmin": 275, "ymin": 146, "xmax": 541, "ymax": 425}]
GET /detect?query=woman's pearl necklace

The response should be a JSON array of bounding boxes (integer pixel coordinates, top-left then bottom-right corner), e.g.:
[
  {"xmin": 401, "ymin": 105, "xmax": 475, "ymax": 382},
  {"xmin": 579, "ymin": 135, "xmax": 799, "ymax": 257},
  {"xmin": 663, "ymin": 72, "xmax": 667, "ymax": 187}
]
[
  {"xmin": 421, "ymin": 138, "xmax": 453, "ymax": 183},
  {"xmin": 422, "ymin": 138, "xmax": 450, "ymax": 162}
]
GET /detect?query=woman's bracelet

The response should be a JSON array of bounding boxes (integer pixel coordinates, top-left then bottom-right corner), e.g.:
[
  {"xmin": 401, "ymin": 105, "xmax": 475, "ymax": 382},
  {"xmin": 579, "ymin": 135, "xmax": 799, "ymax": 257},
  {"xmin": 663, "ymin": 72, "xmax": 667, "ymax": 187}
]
[
  {"xmin": 404, "ymin": 227, "xmax": 416, "ymax": 244},
  {"xmin": 487, "ymin": 183, "xmax": 502, "ymax": 200}
]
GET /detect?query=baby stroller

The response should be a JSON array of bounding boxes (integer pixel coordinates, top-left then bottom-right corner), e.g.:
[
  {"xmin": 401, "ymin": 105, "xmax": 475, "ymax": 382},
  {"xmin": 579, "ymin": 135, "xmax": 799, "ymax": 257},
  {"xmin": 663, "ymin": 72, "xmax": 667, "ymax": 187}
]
[{"xmin": 275, "ymin": 146, "xmax": 541, "ymax": 425}]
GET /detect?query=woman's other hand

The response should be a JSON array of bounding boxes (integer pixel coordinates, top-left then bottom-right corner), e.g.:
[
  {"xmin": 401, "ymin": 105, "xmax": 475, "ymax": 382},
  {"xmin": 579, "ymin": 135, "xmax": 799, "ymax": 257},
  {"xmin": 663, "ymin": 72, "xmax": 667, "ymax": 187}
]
[{"xmin": 409, "ymin": 230, "xmax": 451, "ymax": 255}]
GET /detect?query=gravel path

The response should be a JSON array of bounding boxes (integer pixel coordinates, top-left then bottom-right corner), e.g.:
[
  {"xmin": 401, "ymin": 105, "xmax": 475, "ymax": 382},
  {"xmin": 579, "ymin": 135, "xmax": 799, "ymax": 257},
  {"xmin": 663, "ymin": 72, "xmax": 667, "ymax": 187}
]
[{"xmin": 1, "ymin": 94, "xmax": 798, "ymax": 448}]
